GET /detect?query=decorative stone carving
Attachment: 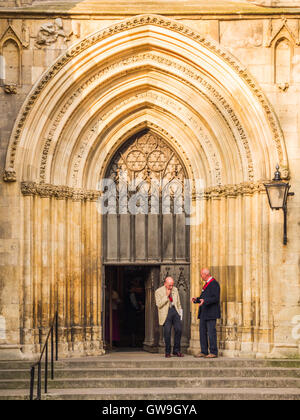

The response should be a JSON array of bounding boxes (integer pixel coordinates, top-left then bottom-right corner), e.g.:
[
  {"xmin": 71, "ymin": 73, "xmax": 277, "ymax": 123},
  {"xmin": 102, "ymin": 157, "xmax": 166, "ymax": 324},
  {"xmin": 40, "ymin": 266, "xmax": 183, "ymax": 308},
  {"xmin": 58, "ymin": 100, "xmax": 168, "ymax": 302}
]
[
  {"xmin": 3, "ymin": 168, "xmax": 17, "ymax": 182},
  {"xmin": 3, "ymin": 84, "xmax": 17, "ymax": 94},
  {"xmin": 35, "ymin": 18, "xmax": 69, "ymax": 48},
  {"xmin": 20, "ymin": 180, "xmax": 266, "ymax": 200},
  {"xmin": 277, "ymin": 82, "xmax": 289, "ymax": 92},
  {"xmin": 265, "ymin": 17, "xmax": 300, "ymax": 47},
  {"xmin": 0, "ymin": 22, "xmax": 28, "ymax": 49},
  {"xmin": 20, "ymin": 181, "xmax": 100, "ymax": 200}
]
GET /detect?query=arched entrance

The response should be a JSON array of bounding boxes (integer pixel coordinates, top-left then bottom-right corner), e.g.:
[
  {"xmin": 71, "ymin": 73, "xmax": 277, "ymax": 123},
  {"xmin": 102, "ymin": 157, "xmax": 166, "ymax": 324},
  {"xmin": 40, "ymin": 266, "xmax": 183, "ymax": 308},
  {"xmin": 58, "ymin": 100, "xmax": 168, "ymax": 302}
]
[
  {"xmin": 102, "ymin": 130, "xmax": 190, "ymax": 352},
  {"xmin": 1, "ymin": 14, "xmax": 290, "ymax": 359}
]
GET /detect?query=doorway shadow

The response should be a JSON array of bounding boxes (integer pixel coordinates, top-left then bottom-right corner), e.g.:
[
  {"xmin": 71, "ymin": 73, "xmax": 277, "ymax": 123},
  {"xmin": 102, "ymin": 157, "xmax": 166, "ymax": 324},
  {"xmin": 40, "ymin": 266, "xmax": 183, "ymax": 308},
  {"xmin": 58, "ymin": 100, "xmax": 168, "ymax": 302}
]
[{"xmin": 104, "ymin": 266, "xmax": 153, "ymax": 351}]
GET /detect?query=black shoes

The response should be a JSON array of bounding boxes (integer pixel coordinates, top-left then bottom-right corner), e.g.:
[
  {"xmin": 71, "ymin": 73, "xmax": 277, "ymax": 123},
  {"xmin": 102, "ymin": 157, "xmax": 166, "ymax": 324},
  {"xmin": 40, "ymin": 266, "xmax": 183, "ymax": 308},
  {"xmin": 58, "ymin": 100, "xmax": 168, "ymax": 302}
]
[
  {"xmin": 165, "ymin": 352, "xmax": 184, "ymax": 358},
  {"xmin": 173, "ymin": 352, "xmax": 184, "ymax": 357}
]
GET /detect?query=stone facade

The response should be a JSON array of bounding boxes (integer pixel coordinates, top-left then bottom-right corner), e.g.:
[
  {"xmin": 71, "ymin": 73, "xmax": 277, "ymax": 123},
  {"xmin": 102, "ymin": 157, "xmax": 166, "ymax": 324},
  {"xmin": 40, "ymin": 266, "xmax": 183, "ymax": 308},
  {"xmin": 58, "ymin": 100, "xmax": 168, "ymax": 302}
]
[{"xmin": 0, "ymin": 1, "xmax": 299, "ymax": 360}]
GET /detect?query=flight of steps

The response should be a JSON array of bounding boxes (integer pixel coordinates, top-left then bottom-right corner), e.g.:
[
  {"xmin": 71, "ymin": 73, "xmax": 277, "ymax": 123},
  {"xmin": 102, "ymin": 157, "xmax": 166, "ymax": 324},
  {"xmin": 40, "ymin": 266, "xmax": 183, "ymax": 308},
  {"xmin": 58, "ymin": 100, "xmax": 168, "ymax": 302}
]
[{"xmin": 0, "ymin": 355, "xmax": 300, "ymax": 400}]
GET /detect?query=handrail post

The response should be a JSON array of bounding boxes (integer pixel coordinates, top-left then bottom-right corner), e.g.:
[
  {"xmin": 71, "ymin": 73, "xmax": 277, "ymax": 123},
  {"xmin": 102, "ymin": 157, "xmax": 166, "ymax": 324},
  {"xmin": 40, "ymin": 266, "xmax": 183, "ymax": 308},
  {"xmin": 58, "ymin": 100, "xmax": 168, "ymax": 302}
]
[
  {"xmin": 37, "ymin": 362, "xmax": 42, "ymax": 400},
  {"xmin": 30, "ymin": 365, "xmax": 35, "ymax": 400},
  {"xmin": 29, "ymin": 311, "xmax": 59, "ymax": 400},
  {"xmin": 51, "ymin": 327, "xmax": 54, "ymax": 380},
  {"xmin": 55, "ymin": 311, "xmax": 58, "ymax": 361},
  {"xmin": 45, "ymin": 342, "xmax": 48, "ymax": 394}
]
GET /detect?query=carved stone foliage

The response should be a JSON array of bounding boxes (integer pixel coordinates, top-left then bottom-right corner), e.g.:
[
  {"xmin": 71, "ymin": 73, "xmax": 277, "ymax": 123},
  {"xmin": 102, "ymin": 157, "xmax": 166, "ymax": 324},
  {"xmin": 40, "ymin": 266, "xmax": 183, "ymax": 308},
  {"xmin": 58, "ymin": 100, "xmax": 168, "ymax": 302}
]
[
  {"xmin": 20, "ymin": 181, "xmax": 99, "ymax": 201},
  {"xmin": 3, "ymin": 84, "xmax": 17, "ymax": 94},
  {"xmin": 20, "ymin": 180, "xmax": 266, "ymax": 200}
]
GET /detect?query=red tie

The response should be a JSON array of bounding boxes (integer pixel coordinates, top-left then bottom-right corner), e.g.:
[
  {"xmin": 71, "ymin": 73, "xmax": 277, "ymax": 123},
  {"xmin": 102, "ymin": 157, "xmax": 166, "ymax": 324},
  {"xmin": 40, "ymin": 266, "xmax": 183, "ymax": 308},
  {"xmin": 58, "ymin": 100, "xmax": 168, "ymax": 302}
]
[{"xmin": 203, "ymin": 278, "xmax": 214, "ymax": 290}]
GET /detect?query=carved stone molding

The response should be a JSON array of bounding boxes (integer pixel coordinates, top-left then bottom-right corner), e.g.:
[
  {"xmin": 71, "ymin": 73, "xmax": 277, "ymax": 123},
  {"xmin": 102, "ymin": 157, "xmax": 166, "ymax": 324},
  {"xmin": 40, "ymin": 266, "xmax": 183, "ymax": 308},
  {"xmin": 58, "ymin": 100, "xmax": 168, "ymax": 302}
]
[
  {"xmin": 264, "ymin": 17, "xmax": 300, "ymax": 48},
  {"xmin": 43, "ymin": 52, "xmax": 250, "ymax": 185},
  {"xmin": 6, "ymin": 15, "xmax": 288, "ymax": 180},
  {"xmin": 20, "ymin": 181, "xmax": 100, "ymax": 201},
  {"xmin": 193, "ymin": 181, "xmax": 266, "ymax": 200},
  {"xmin": 0, "ymin": 23, "xmax": 28, "ymax": 49},
  {"xmin": 20, "ymin": 180, "xmax": 266, "ymax": 201}
]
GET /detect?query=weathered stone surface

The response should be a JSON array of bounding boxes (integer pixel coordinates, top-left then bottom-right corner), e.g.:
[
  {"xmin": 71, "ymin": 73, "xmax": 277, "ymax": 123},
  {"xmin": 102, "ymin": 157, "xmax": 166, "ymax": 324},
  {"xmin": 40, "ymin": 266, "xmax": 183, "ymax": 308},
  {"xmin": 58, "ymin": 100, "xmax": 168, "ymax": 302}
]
[{"xmin": 0, "ymin": 4, "xmax": 299, "ymax": 361}]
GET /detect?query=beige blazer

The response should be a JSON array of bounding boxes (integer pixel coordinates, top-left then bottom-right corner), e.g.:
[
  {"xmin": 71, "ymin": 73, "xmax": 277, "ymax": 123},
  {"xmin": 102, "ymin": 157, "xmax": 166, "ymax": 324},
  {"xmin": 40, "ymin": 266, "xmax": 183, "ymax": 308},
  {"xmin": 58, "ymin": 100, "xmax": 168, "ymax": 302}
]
[{"xmin": 155, "ymin": 285, "xmax": 182, "ymax": 326}]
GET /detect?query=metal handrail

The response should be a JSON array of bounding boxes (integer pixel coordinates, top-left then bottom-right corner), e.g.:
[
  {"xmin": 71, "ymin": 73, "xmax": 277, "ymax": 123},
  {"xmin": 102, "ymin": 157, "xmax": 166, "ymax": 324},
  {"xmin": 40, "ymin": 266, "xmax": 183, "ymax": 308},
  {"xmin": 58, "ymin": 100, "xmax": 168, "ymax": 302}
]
[{"xmin": 30, "ymin": 311, "xmax": 58, "ymax": 400}]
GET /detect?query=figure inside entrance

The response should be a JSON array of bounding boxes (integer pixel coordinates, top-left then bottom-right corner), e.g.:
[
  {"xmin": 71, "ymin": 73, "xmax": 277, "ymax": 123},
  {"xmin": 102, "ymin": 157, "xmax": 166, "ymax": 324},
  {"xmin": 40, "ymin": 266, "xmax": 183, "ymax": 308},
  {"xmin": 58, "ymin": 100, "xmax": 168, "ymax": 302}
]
[
  {"xmin": 105, "ymin": 266, "xmax": 147, "ymax": 349},
  {"xmin": 105, "ymin": 283, "xmax": 121, "ymax": 347},
  {"xmin": 126, "ymin": 278, "xmax": 145, "ymax": 347}
]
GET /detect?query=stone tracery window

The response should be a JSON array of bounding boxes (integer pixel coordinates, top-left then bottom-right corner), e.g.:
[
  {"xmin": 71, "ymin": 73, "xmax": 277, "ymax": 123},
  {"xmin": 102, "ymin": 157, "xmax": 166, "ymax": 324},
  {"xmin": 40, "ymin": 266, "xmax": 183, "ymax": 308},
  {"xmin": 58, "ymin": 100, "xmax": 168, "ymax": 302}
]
[{"xmin": 106, "ymin": 130, "xmax": 187, "ymax": 214}]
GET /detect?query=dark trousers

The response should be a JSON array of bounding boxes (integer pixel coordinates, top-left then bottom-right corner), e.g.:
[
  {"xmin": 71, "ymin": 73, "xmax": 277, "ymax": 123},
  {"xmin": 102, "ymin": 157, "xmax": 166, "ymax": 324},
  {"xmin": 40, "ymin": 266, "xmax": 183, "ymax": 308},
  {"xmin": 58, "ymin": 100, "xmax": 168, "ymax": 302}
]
[
  {"xmin": 199, "ymin": 319, "xmax": 218, "ymax": 356},
  {"xmin": 163, "ymin": 306, "xmax": 182, "ymax": 354}
]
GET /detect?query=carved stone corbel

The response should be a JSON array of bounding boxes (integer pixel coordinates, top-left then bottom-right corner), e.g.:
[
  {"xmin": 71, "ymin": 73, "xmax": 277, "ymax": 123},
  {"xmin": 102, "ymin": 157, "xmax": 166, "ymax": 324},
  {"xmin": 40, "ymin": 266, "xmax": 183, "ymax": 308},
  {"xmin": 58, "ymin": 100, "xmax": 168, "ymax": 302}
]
[
  {"xmin": 3, "ymin": 168, "xmax": 17, "ymax": 182},
  {"xmin": 3, "ymin": 84, "xmax": 17, "ymax": 94}
]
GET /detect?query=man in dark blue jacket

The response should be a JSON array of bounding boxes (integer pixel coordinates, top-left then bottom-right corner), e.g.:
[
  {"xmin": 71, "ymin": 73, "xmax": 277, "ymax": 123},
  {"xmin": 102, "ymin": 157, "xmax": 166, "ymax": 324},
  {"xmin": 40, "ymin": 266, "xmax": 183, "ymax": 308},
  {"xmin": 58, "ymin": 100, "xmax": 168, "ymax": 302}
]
[{"xmin": 192, "ymin": 268, "xmax": 221, "ymax": 358}]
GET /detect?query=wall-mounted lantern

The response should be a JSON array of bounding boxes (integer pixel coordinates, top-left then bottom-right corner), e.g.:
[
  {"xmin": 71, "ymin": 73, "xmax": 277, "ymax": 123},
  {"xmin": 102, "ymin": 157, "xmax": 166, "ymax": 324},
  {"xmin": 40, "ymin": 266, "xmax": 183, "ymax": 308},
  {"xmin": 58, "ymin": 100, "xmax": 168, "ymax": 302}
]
[{"xmin": 264, "ymin": 165, "xmax": 295, "ymax": 245}]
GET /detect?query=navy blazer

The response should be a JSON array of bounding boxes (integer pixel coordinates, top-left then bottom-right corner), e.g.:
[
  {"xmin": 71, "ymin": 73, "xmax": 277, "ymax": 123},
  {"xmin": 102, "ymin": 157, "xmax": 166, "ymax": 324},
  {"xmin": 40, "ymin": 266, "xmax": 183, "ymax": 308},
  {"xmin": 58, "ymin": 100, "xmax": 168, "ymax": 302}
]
[{"xmin": 194, "ymin": 279, "xmax": 221, "ymax": 320}]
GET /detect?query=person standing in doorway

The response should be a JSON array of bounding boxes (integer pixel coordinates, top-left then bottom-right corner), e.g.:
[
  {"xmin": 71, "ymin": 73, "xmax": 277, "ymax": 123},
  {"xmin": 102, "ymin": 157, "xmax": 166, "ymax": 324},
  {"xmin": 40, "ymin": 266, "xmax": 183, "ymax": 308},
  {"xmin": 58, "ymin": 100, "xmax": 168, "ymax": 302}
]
[
  {"xmin": 191, "ymin": 268, "xmax": 221, "ymax": 358},
  {"xmin": 155, "ymin": 277, "xmax": 184, "ymax": 358}
]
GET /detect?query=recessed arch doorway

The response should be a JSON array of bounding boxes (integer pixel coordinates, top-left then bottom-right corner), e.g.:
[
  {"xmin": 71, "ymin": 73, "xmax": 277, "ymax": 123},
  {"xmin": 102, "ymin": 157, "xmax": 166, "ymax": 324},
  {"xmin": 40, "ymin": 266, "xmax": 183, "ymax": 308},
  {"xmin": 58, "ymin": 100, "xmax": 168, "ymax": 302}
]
[{"xmin": 102, "ymin": 130, "xmax": 191, "ymax": 352}]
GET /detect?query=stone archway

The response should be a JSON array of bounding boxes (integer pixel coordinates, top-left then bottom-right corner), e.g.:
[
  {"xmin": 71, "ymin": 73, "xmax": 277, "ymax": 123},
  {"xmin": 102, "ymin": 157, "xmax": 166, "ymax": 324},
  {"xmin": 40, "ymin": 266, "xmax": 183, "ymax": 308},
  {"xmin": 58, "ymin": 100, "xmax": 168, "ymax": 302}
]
[{"xmin": 2, "ymin": 14, "xmax": 289, "ymax": 359}]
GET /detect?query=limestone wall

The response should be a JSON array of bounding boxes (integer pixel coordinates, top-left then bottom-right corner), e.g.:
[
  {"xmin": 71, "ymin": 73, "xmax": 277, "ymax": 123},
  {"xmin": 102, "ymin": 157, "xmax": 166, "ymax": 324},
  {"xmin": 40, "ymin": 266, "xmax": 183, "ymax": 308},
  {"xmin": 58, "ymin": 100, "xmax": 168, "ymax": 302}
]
[{"xmin": 0, "ymin": 4, "xmax": 299, "ymax": 359}]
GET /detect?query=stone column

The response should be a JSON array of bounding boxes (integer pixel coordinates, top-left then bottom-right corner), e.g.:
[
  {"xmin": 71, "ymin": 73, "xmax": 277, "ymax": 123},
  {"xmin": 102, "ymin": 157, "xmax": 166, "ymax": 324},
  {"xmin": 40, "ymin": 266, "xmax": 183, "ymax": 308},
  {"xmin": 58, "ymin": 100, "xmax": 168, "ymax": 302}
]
[
  {"xmin": 188, "ymin": 194, "xmax": 204, "ymax": 355},
  {"xmin": 21, "ymin": 194, "xmax": 34, "ymax": 356},
  {"xmin": 223, "ymin": 193, "xmax": 238, "ymax": 356},
  {"xmin": 56, "ymin": 197, "xmax": 68, "ymax": 357},
  {"xmin": 0, "ymin": 182, "xmax": 23, "ymax": 360},
  {"xmin": 257, "ymin": 190, "xmax": 273, "ymax": 356},
  {"xmin": 70, "ymin": 198, "xmax": 83, "ymax": 355},
  {"xmin": 143, "ymin": 269, "xmax": 157, "ymax": 352},
  {"xmin": 241, "ymin": 192, "xmax": 254, "ymax": 356}
]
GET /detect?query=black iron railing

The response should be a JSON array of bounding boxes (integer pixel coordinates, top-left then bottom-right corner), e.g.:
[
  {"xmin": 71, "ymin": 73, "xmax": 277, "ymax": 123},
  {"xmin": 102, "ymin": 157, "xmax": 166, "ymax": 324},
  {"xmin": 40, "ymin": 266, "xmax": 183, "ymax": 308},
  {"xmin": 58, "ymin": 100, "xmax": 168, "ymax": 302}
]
[{"xmin": 30, "ymin": 311, "xmax": 58, "ymax": 400}]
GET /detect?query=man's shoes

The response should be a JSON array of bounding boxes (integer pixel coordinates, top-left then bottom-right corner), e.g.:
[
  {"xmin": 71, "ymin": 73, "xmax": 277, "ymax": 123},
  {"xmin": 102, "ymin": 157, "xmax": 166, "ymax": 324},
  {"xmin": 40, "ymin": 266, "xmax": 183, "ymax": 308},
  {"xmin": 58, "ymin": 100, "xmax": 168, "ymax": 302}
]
[
  {"xmin": 194, "ymin": 353, "xmax": 208, "ymax": 358},
  {"xmin": 165, "ymin": 353, "xmax": 172, "ymax": 358},
  {"xmin": 173, "ymin": 352, "xmax": 184, "ymax": 357},
  {"xmin": 205, "ymin": 353, "xmax": 218, "ymax": 358}
]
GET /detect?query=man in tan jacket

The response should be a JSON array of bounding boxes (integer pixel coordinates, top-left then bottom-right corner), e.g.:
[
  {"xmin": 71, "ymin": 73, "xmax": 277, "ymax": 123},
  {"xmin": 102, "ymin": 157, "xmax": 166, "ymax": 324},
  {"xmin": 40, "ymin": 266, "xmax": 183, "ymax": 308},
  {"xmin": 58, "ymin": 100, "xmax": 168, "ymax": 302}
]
[{"xmin": 155, "ymin": 277, "xmax": 184, "ymax": 357}]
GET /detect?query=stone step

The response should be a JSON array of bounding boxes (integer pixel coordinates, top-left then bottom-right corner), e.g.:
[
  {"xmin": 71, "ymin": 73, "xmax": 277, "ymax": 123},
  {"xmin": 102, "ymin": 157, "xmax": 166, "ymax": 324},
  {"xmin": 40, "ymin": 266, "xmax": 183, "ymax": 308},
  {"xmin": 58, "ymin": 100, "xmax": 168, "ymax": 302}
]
[
  {"xmin": 1, "ymin": 367, "xmax": 300, "ymax": 380},
  {"xmin": 1, "ymin": 358, "xmax": 300, "ymax": 370},
  {"xmin": 1, "ymin": 387, "xmax": 300, "ymax": 401},
  {"xmin": 1, "ymin": 376, "xmax": 300, "ymax": 389}
]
